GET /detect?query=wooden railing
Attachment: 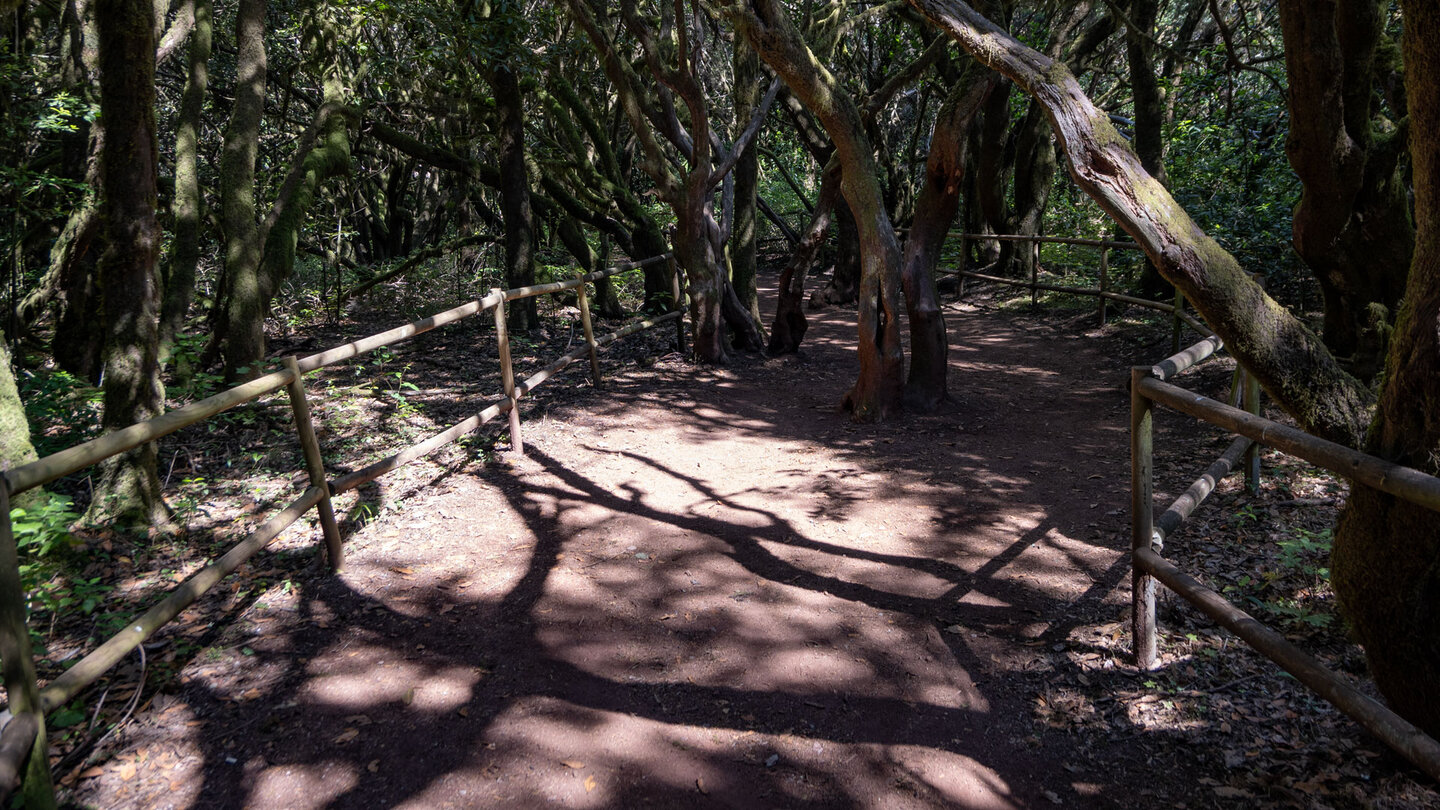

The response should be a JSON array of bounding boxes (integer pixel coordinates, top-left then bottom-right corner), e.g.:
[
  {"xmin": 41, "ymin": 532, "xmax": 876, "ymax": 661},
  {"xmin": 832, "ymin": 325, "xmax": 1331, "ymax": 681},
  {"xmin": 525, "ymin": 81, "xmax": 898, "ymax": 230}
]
[
  {"xmin": 1131, "ymin": 336, "xmax": 1440, "ymax": 781},
  {"xmin": 948, "ymin": 232, "xmax": 1206, "ymax": 349},
  {"xmin": 0, "ymin": 251, "xmax": 680, "ymax": 806}
]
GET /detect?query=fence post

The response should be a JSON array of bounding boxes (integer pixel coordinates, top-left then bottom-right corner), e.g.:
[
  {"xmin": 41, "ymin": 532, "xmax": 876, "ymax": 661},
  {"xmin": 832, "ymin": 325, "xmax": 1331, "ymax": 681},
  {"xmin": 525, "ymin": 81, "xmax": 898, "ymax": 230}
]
[
  {"xmin": 1030, "ymin": 238, "xmax": 1039, "ymax": 306},
  {"xmin": 668, "ymin": 254, "xmax": 687, "ymax": 355},
  {"xmin": 576, "ymin": 278, "xmax": 602, "ymax": 387},
  {"xmin": 281, "ymin": 357, "xmax": 343, "ymax": 572},
  {"xmin": 1244, "ymin": 368, "xmax": 1262, "ymax": 493},
  {"xmin": 1131, "ymin": 366, "xmax": 1159, "ymax": 670},
  {"xmin": 1097, "ymin": 246, "xmax": 1108, "ymax": 327},
  {"xmin": 956, "ymin": 234, "xmax": 968, "ymax": 301},
  {"xmin": 492, "ymin": 288, "xmax": 524, "ymax": 455},
  {"xmin": 1171, "ymin": 287, "xmax": 1185, "ymax": 354},
  {"xmin": 0, "ymin": 481, "xmax": 58, "ymax": 808}
]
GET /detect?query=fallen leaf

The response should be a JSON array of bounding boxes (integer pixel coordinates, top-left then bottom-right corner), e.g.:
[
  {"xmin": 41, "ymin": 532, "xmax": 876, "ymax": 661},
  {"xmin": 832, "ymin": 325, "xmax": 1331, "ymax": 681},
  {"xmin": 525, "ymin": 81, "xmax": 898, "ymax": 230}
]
[
  {"xmin": 696, "ymin": 778, "xmax": 708, "ymax": 795},
  {"xmin": 402, "ymin": 687, "xmax": 416, "ymax": 705},
  {"xmin": 334, "ymin": 728, "xmax": 360, "ymax": 744},
  {"xmin": 1213, "ymin": 787, "xmax": 1252, "ymax": 799},
  {"xmin": 80, "ymin": 766, "xmax": 105, "ymax": 780},
  {"xmin": 117, "ymin": 761, "xmax": 137, "ymax": 781},
  {"xmin": 584, "ymin": 775, "xmax": 597, "ymax": 792},
  {"xmin": 367, "ymin": 760, "xmax": 380, "ymax": 773},
  {"xmin": 561, "ymin": 760, "xmax": 586, "ymax": 769},
  {"xmin": 457, "ymin": 707, "xmax": 470, "ymax": 717}
]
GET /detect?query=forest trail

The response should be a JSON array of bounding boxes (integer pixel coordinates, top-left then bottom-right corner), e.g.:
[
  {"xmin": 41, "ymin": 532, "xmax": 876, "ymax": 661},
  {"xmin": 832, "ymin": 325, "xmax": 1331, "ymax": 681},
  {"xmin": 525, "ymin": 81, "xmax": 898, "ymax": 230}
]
[{"xmin": 71, "ymin": 281, "xmax": 1198, "ymax": 809}]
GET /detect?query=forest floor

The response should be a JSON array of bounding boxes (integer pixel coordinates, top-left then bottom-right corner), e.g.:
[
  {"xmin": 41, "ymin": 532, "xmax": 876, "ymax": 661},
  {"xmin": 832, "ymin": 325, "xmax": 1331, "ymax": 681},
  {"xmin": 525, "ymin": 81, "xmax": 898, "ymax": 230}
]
[{"xmin": 26, "ymin": 269, "xmax": 1440, "ymax": 808}]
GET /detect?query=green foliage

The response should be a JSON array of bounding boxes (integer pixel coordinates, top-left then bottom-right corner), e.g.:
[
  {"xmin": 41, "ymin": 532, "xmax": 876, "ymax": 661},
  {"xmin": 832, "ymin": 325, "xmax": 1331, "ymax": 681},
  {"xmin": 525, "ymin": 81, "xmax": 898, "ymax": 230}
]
[
  {"xmin": 1165, "ymin": 64, "xmax": 1299, "ymax": 282},
  {"xmin": 9, "ymin": 494, "xmax": 114, "ymax": 646},
  {"xmin": 17, "ymin": 368, "xmax": 103, "ymax": 458}
]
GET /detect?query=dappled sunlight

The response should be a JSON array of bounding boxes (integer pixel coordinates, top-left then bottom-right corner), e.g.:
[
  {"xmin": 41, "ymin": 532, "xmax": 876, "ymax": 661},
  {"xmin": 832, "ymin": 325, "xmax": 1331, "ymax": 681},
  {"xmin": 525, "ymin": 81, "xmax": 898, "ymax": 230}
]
[
  {"xmin": 300, "ymin": 660, "xmax": 477, "ymax": 713},
  {"xmin": 248, "ymin": 762, "xmax": 358, "ymax": 810}
]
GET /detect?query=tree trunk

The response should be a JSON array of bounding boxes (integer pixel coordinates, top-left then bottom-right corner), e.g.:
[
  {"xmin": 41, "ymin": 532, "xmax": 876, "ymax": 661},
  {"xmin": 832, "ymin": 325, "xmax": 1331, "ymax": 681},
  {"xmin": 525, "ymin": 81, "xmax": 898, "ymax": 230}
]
[
  {"xmin": 1007, "ymin": 100, "xmax": 1056, "ymax": 282},
  {"xmin": 556, "ymin": 217, "xmax": 623, "ymax": 318},
  {"xmin": 810, "ymin": 200, "xmax": 861, "ymax": 307},
  {"xmin": 1331, "ymin": 0, "xmax": 1440, "ymax": 737},
  {"xmin": 493, "ymin": 64, "xmax": 538, "ymax": 331},
  {"xmin": 158, "ymin": 0, "xmax": 209, "ymax": 361},
  {"xmin": 771, "ymin": 164, "xmax": 840, "ymax": 354},
  {"xmin": 88, "ymin": 0, "xmax": 167, "ymax": 527},
  {"xmin": 1123, "ymin": 0, "xmax": 1172, "ymax": 297},
  {"xmin": 904, "ymin": 73, "xmax": 997, "ymax": 411},
  {"xmin": 908, "ymin": 0, "xmax": 1373, "ymax": 449},
  {"xmin": 0, "ymin": 330, "xmax": 41, "ymax": 508},
  {"xmin": 1278, "ymin": 0, "xmax": 1412, "ymax": 380},
  {"xmin": 974, "ymin": 81, "xmax": 1010, "ymax": 270},
  {"xmin": 729, "ymin": 0, "xmax": 905, "ymax": 420},
  {"xmin": 48, "ymin": 193, "xmax": 104, "ymax": 381},
  {"xmin": 212, "ymin": 0, "xmax": 266, "ymax": 380},
  {"xmin": 730, "ymin": 35, "xmax": 765, "ymax": 330}
]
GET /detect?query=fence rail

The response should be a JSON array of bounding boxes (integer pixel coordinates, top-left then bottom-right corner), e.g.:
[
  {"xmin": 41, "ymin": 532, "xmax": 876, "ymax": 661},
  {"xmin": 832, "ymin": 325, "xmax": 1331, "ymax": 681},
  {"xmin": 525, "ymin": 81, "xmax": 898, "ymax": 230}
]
[
  {"xmin": 945, "ymin": 232, "xmax": 1208, "ymax": 349},
  {"xmin": 1130, "ymin": 337, "xmax": 1440, "ymax": 781},
  {"xmin": 0, "ymin": 251, "xmax": 680, "ymax": 806}
]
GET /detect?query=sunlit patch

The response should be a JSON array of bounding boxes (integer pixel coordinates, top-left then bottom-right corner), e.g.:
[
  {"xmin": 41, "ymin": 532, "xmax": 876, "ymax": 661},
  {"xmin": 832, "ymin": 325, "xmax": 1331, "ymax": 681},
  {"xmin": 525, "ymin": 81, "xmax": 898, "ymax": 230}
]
[
  {"xmin": 248, "ymin": 762, "xmax": 358, "ymax": 809},
  {"xmin": 301, "ymin": 662, "xmax": 476, "ymax": 712}
]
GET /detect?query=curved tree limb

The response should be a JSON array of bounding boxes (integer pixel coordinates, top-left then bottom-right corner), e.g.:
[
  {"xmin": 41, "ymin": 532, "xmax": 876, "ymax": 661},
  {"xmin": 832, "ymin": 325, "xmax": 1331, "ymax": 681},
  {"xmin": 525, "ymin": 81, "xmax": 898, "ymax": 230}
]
[{"xmin": 908, "ymin": 0, "xmax": 1373, "ymax": 448}]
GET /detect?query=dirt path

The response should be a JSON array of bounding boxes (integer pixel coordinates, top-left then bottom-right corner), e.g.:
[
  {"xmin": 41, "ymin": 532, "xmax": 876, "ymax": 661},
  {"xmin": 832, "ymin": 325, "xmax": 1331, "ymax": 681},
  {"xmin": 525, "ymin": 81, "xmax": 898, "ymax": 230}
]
[{"xmin": 66, "ymin": 284, "xmax": 1286, "ymax": 808}]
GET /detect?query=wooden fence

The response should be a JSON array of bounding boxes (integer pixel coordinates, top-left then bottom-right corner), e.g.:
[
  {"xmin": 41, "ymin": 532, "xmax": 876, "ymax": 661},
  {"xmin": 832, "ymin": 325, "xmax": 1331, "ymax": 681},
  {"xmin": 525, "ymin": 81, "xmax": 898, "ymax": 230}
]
[
  {"xmin": 0, "ymin": 252, "xmax": 681, "ymax": 806},
  {"xmin": 948, "ymin": 232, "xmax": 1206, "ymax": 350},
  {"xmin": 1131, "ymin": 336, "xmax": 1440, "ymax": 781}
]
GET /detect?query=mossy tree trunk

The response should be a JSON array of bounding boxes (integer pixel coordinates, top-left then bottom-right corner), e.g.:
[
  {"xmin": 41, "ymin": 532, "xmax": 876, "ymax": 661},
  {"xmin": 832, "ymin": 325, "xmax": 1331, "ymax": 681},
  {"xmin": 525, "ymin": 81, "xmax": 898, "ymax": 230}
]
[
  {"xmin": 0, "ymin": 331, "xmax": 41, "ymax": 508},
  {"xmin": 1121, "ymin": 0, "xmax": 1171, "ymax": 298},
  {"xmin": 909, "ymin": 0, "xmax": 1374, "ymax": 448},
  {"xmin": 1332, "ymin": 0, "xmax": 1440, "ymax": 737},
  {"xmin": 491, "ymin": 60, "xmax": 538, "ymax": 331},
  {"xmin": 730, "ymin": 0, "xmax": 907, "ymax": 420},
  {"xmin": 88, "ymin": 0, "xmax": 167, "ymax": 528},
  {"xmin": 158, "ymin": 0, "xmax": 210, "ymax": 362},
  {"xmin": 257, "ymin": 16, "xmax": 350, "ymax": 323},
  {"xmin": 211, "ymin": 0, "xmax": 266, "ymax": 381},
  {"xmin": 730, "ymin": 35, "xmax": 765, "ymax": 333},
  {"xmin": 1277, "ymin": 0, "xmax": 1412, "ymax": 381},
  {"xmin": 563, "ymin": 0, "xmax": 765, "ymax": 363}
]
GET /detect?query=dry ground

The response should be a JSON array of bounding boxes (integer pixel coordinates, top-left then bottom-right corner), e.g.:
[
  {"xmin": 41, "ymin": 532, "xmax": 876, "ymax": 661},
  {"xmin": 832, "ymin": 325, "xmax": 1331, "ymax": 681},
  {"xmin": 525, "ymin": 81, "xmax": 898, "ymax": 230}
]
[{"xmin": 40, "ymin": 275, "xmax": 1439, "ymax": 809}]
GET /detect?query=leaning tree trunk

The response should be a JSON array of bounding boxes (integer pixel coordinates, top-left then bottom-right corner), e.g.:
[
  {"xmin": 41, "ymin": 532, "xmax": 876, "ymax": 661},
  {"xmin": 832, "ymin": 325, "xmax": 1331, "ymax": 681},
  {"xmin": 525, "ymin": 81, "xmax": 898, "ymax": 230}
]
[
  {"xmin": 903, "ymin": 72, "xmax": 997, "ymax": 411},
  {"xmin": 88, "ymin": 0, "xmax": 167, "ymax": 527},
  {"xmin": 909, "ymin": 0, "xmax": 1373, "ymax": 449},
  {"xmin": 729, "ymin": 0, "xmax": 906, "ymax": 420},
  {"xmin": 1331, "ymin": 0, "xmax": 1440, "ymax": 737}
]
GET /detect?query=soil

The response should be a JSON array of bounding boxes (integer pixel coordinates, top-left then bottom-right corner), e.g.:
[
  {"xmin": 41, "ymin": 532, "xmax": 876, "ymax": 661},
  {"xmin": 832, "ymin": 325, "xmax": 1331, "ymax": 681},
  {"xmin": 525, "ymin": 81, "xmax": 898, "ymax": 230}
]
[{"xmin": 40, "ymin": 275, "xmax": 1440, "ymax": 809}]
